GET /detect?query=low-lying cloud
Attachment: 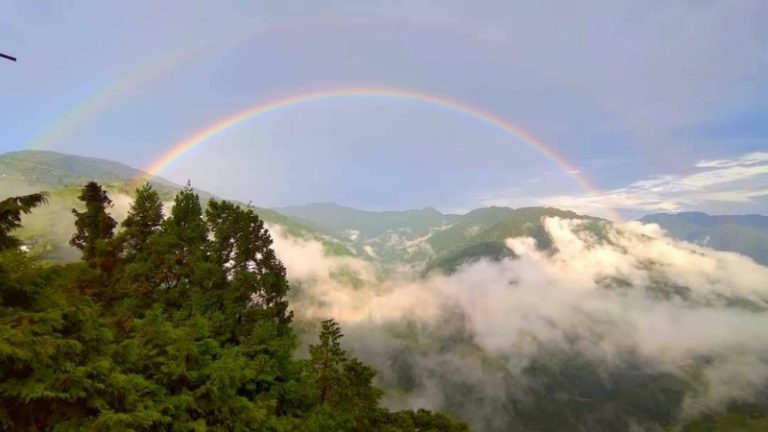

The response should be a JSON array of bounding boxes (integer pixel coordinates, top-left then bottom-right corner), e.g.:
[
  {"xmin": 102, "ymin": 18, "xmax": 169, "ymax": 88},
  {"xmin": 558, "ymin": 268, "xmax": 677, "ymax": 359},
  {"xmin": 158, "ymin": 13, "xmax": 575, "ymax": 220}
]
[{"xmin": 270, "ymin": 218, "xmax": 768, "ymax": 430}]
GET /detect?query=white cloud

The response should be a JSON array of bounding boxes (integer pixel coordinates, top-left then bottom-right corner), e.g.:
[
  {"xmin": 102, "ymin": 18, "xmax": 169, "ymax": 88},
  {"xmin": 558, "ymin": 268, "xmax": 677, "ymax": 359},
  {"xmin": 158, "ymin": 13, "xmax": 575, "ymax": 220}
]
[
  {"xmin": 269, "ymin": 217, "xmax": 768, "ymax": 425},
  {"xmin": 477, "ymin": 150, "xmax": 768, "ymax": 218},
  {"xmin": 695, "ymin": 152, "xmax": 768, "ymax": 169}
]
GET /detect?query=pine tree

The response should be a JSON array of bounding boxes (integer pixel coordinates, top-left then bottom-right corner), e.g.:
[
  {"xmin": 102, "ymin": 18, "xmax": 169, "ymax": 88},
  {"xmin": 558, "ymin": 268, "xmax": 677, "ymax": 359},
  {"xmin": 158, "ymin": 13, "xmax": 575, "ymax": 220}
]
[
  {"xmin": 166, "ymin": 182, "xmax": 206, "ymax": 248},
  {"xmin": 0, "ymin": 249, "xmax": 163, "ymax": 430},
  {"xmin": 206, "ymin": 199, "xmax": 293, "ymax": 332},
  {"xmin": 0, "ymin": 192, "xmax": 48, "ymax": 250},
  {"xmin": 120, "ymin": 183, "xmax": 163, "ymax": 256},
  {"xmin": 146, "ymin": 183, "xmax": 213, "ymax": 306},
  {"xmin": 309, "ymin": 319, "xmax": 347, "ymax": 407},
  {"xmin": 70, "ymin": 182, "xmax": 117, "ymax": 266}
]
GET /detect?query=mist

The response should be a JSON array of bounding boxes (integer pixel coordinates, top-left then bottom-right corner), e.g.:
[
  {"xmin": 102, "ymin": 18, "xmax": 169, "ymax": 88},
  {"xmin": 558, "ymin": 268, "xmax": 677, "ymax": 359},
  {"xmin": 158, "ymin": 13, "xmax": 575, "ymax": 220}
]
[{"xmin": 269, "ymin": 218, "xmax": 768, "ymax": 431}]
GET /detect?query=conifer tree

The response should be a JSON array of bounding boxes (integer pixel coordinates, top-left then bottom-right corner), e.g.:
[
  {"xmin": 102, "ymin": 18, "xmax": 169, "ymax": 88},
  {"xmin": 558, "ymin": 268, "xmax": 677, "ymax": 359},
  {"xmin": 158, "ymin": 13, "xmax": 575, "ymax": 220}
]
[
  {"xmin": 120, "ymin": 183, "xmax": 163, "ymax": 255},
  {"xmin": 165, "ymin": 182, "xmax": 206, "ymax": 247},
  {"xmin": 70, "ymin": 182, "xmax": 117, "ymax": 265},
  {"xmin": 0, "ymin": 192, "xmax": 48, "ymax": 250},
  {"xmin": 148, "ymin": 183, "xmax": 212, "ymax": 305},
  {"xmin": 309, "ymin": 319, "xmax": 347, "ymax": 406},
  {"xmin": 206, "ymin": 199, "xmax": 292, "ymax": 330}
]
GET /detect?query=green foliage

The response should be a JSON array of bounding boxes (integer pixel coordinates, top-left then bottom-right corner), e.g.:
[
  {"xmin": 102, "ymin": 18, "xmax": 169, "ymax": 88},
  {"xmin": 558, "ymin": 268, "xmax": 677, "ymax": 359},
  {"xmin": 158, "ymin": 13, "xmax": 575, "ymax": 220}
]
[
  {"xmin": 3, "ymin": 150, "xmax": 351, "ymax": 264},
  {"xmin": 278, "ymin": 203, "xmax": 457, "ymax": 241},
  {"xmin": 0, "ymin": 192, "xmax": 48, "ymax": 250},
  {"xmin": 427, "ymin": 206, "xmax": 599, "ymax": 272},
  {"xmin": 119, "ymin": 183, "xmax": 163, "ymax": 256},
  {"xmin": 0, "ymin": 183, "xmax": 468, "ymax": 431},
  {"xmin": 671, "ymin": 404, "xmax": 768, "ymax": 432},
  {"xmin": 70, "ymin": 182, "xmax": 117, "ymax": 266}
]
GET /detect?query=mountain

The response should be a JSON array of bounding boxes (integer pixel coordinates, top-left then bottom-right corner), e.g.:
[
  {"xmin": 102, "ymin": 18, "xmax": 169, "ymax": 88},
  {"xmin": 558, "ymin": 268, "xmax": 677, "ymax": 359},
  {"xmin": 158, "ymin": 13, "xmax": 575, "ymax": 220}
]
[
  {"xmin": 0, "ymin": 150, "xmax": 188, "ymax": 199},
  {"xmin": 278, "ymin": 202, "xmax": 602, "ymax": 272},
  {"xmin": 426, "ymin": 206, "xmax": 602, "ymax": 272},
  {"xmin": 641, "ymin": 211, "xmax": 768, "ymax": 265},
  {"xmin": 278, "ymin": 202, "xmax": 459, "ymax": 239},
  {"xmin": 277, "ymin": 202, "xmax": 460, "ymax": 263},
  {"xmin": 1, "ymin": 150, "xmax": 351, "ymax": 260}
]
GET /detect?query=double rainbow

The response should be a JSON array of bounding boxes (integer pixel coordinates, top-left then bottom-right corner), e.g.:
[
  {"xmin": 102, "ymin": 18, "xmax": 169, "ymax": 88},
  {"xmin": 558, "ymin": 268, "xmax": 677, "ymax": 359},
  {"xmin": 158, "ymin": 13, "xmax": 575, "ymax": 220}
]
[{"xmin": 143, "ymin": 87, "xmax": 605, "ymax": 196}]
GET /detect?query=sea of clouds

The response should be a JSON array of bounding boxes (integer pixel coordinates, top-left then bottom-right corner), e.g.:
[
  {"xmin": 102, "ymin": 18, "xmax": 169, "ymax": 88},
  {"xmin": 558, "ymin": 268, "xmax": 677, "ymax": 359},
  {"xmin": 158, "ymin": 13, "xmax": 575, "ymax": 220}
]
[{"xmin": 270, "ymin": 217, "xmax": 768, "ymax": 429}]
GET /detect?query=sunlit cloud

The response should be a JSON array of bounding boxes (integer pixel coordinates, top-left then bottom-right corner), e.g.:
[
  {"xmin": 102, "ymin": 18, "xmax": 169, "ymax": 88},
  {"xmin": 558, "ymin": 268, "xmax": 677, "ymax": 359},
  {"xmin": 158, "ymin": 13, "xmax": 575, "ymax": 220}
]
[{"xmin": 477, "ymin": 150, "xmax": 768, "ymax": 217}]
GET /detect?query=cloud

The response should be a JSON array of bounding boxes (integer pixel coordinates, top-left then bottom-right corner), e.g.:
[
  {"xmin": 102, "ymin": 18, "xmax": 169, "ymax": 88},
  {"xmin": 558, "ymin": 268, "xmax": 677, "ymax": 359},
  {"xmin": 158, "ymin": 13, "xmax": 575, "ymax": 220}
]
[
  {"xmin": 695, "ymin": 152, "xmax": 768, "ymax": 169},
  {"xmin": 269, "ymin": 217, "xmax": 768, "ymax": 429},
  {"xmin": 476, "ymin": 150, "xmax": 768, "ymax": 217}
]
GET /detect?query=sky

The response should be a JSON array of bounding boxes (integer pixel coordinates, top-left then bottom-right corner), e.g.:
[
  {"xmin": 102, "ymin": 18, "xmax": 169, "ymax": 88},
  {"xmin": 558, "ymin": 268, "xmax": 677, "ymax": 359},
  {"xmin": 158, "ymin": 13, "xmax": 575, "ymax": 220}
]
[{"xmin": 1, "ymin": 1, "xmax": 767, "ymax": 217}]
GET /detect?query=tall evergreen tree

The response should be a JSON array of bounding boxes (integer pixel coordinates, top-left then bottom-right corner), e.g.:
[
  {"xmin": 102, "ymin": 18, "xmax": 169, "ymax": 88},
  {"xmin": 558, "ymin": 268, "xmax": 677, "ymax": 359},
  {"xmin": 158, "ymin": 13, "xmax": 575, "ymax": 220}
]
[
  {"xmin": 147, "ymin": 183, "xmax": 212, "ymax": 305},
  {"xmin": 308, "ymin": 319, "xmax": 347, "ymax": 407},
  {"xmin": 0, "ymin": 192, "xmax": 48, "ymax": 250},
  {"xmin": 206, "ymin": 199, "xmax": 293, "ymax": 330},
  {"xmin": 120, "ymin": 183, "xmax": 163, "ymax": 256},
  {"xmin": 70, "ymin": 182, "xmax": 117, "ymax": 265},
  {"xmin": 165, "ymin": 182, "xmax": 206, "ymax": 247}
]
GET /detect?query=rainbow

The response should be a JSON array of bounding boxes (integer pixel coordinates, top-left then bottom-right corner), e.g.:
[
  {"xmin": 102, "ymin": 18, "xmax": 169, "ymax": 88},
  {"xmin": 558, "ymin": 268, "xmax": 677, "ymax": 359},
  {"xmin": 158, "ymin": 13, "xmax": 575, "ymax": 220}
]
[
  {"xmin": 140, "ymin": 87, "xmax": 618, "ymax": 218},
  {"xmin": 25, "ymin": 49, "xmax": 201, "ymax": 151},
  {"xmin": 23, "ymin": 21, "xmax": 301, "ymax": 151}
]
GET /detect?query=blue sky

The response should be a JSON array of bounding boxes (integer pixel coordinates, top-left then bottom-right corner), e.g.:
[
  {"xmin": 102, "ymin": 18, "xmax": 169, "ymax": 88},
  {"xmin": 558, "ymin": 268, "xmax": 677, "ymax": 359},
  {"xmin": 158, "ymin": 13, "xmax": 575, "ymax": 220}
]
[{"xmin": 1, "ymin": 1, "xmax": 767, "ymax": 216}]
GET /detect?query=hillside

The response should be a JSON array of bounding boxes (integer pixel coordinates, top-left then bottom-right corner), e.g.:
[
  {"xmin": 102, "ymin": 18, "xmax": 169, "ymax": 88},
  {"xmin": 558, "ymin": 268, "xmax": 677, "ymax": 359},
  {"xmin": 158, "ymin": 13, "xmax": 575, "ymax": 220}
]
[
  {"xmin": 277, "ymin": 203, "xmax": 605, "ymax": 271},
  {"xmin": 641, "ymin": 212, "xmax": 768, "ymax": 265},
  {"xmin": 425, "ymin": 206, "xmax": 601, "ymax": 272},
  {"xmin": 278, "ymin": 202, "xmax": 460, "ymax": 239},
  {"xmin": 1, "ymin": 151, "xmax": 351, "ymax": 260}
]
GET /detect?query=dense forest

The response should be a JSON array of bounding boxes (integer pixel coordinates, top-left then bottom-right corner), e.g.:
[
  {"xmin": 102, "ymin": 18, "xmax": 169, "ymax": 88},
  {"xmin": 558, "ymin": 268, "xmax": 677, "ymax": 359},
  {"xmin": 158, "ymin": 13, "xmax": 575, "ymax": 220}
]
[{"xmin": 0, "ymin": 182, "xmax": 468, "ymax": 431}]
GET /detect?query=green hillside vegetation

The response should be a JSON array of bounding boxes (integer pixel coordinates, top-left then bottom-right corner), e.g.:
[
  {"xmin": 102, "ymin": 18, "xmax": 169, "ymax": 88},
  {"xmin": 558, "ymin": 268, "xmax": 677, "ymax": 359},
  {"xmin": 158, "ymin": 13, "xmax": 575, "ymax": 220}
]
[
  {"xmin": 0, "ymin": 150, "xmax": 180, "ymax": 197},
  {"xmin": 0, "ymin": 183, "xmax": 467, "ymax": 431},
  {"xmin": 641, "ymin": 212, "xmax": 768, "ymax": 265},
  {"xmin": 278, "ymin": 203, "xmax": 459, "ymax": 241},
  {"xmin": 1, "ymin": 151, "xmax": 353, "ymax": 261},
  {"xmin": 426, "ymin": 207, "xmax": 600, "ymax": 272},
  {"xmin": 278, "ymin": 203, "xmax": 603, "ymax": 272},
  {"xmin": 671, "ymin": 405, "xmax": 768, "ymax": 432}
]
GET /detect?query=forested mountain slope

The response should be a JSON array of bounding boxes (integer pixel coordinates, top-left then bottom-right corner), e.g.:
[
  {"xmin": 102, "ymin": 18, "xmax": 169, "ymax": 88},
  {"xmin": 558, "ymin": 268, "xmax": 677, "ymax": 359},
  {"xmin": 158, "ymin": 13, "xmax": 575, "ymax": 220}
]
[
  {"xmin": 642, "ymin": 211, "xmax": 768, "ymax": 265},
  {"xmin": 1, "ymin": 151, "xmax": 351, "ymax": 260}
]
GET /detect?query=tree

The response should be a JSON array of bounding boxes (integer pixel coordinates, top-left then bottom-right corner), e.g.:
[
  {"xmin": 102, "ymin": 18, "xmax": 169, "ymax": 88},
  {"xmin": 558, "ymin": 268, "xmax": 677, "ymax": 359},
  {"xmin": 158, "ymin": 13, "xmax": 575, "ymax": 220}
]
[
  {"xmin": 145, "ymin": 183, "xmax": 212, "ymax": 305},
  {"xmin": 308, "ymin": 319, "xmax": 347, "ymax": 407},
  {"xmin": 120, "ymin": 183, "xmax": 163, "ymax": 256},
  {"xmin": 206, "ymin": 199, "xmax": 293, "ymax": 332},
  {"xmin": 1, "ymin": 182, "xmax": 472, "ymax": 431},
  {"xmin": 70, "ymin": 182, "xmax": 117, "ymax": 265},
  {"xmin": 303, "ymin": 319, "xmax": 387, "ymax": 430},
  {"xmin": 0, "ymin": 250, "xmax": 163, "ymax": 430},
  {"xmin": 0, "ymin": 192, "xmax": 48, "ymax": 250},
  {"xmin": 165, "ymin": 182, "xmax": 206, "ymax": 248}
]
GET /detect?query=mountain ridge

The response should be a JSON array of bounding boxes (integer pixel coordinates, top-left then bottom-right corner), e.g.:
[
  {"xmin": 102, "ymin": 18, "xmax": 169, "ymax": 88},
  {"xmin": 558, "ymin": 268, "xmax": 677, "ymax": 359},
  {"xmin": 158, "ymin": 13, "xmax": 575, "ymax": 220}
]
[
  {"xmin": 641, "ymin": 211, "xmax": 768, "ymax": 265},
  {"xmin": 5, "ymin": 150, "xmax": 768, "ymax": 268},
  {"xmin": 1, "ymin": 150, "xmax": 352, "ymax": 259}
]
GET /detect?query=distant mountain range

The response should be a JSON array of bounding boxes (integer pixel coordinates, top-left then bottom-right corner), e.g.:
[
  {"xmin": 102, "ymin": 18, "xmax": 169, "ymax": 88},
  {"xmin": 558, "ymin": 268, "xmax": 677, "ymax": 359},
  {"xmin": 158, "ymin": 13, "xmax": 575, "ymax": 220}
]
[
  {"xmin": 3, "ymin": 150, "xmax": 767, "ymax": 268},
  {"xmin": 642, "ymin": 212, "xmax": 768, "ymax": 265},
  {"xmin": 281, "ymin": 202, "xmax": 600, "ymax": 271}
]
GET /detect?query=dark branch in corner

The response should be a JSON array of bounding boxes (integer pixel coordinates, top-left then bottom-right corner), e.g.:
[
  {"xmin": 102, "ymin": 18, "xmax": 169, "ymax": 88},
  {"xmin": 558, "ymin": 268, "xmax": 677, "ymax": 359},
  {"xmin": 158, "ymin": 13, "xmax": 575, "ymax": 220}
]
[{"xmin": 1, "ymin": 52, "xmax": 17, "ymax": 62}]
